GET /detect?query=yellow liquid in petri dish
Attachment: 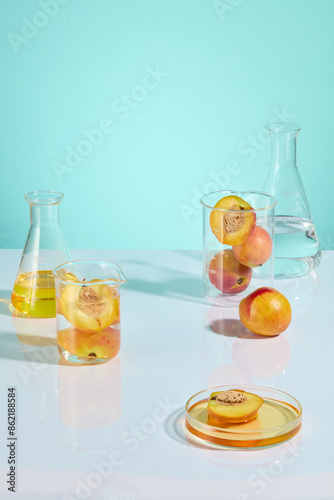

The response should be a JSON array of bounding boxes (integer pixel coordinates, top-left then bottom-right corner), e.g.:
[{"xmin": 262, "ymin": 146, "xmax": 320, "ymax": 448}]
[
  {"xmin": 186, "ymin": 397, "xmax": 301, "ymax": 449},
  {"xmin": 12, "ymin": 270, "xmax": 56, "ymax": 318}
]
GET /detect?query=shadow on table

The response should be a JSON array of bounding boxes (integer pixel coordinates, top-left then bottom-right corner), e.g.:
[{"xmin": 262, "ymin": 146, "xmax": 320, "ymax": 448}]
[
  {"xmin": 164, "ymin": 408, "xmax": 303, "ymax": 469},
  {"xmin": 0, "ymin": 290, "xmax": 13, "ymax": 317},
  {"xmin": 164, "ymin": 408, "xmax": 201, "ymax": 447},
  {"xmin": 164, "ymin": 407, "xmax": 241, "ymax": 452},
  {"xmin": 0, "ymin": 332, "xmax": 59, "ymax": 364},
  {"xmin": 126, "ymin": 276, "xmax": 206, "ymax": 303},
  {"xmin": 0, "ymin": 307, "xmax": 59, "ymax": 364},
  {"xmin": 208, "ymin": 318, "xmax": 250, "ymax": 338},
  {"xmin": 164, "ymin": 407, "xmax": 233, "ymax": 451},
  {"xmin": 124, "ymin": 251, "xmax": 207, "ymax": 304}
]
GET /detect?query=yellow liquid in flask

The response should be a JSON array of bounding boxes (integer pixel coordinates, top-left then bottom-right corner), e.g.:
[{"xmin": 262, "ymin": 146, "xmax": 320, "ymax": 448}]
[{"xmin": 12, "ymin": 270, "xmax": 56, "ymax": 318}]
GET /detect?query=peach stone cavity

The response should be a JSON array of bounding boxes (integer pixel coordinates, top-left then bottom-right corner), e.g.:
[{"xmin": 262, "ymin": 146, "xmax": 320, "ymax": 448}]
[{"xmin": 215, "ymin": 390, "xmax": 246, "ymax": 405}]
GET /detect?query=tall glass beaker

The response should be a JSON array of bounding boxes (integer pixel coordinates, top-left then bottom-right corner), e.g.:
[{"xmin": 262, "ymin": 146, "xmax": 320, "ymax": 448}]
[
  {"xmin": 11, "ymin": 190, "xmax": 71, "ymax": 318},
  {"xmin": 201, "ymin": 190, "xmax": 276, "ymax": 307},
  {"xmin": 263, "ymin": 123, "xmax": 321, "ymax": 279}
]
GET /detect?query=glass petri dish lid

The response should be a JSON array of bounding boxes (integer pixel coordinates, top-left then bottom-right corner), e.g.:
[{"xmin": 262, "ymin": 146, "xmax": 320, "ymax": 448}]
[{"xmin": 185, "ymin": 385, "xmax": 302, "ymax": 450}]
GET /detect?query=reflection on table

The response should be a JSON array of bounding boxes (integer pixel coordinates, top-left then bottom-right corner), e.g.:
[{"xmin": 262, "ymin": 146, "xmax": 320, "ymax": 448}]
[{"xmin": 58, "ymin": 356, "xmax": 122, "ymax": 450}]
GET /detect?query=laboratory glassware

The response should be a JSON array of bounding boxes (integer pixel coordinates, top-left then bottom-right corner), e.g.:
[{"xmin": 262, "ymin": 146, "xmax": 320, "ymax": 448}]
[
  {"xmin": 11, "ymin": 190, "xmax": 71, "ymax": 318},
  {"xmin": 263, "ymin": 123, "xmax": 321, "ymax": 278}
]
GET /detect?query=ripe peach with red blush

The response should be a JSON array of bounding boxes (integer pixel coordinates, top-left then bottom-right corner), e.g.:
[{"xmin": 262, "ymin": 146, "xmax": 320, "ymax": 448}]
[
  {"xmin": 210, "ymin": 195, "xmax": 256, "ymax": 245},
  {"xmin": 239, "ymin": 287, "xmax": 291, "ymax": 337},
  {"xmin": 208, "ymin": 249, "xmax": 252, "ymax": 295},
  {"xmin": 57, "ymin": 326, "xmax": 120, "ymax": 359},
  {"xmin": 233, "ymin": 226, "xmax": 273, "ymax": 268}
]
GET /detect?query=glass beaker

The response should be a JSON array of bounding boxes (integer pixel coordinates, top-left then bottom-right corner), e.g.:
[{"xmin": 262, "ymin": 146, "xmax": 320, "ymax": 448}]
[
  {"xmin": 11, "ymin": 190, "xmax": 71, "ymax": 318},
  {"xmin": 53, "ymin": 260, "xmax": 126, "ymax": 365},
  {"xmin": 263, "ymin": 123, "xmax": 321, "ymax": 278},
  {"xmin": 200, "ymin": 190, "xmax": 276, "ymax": 307}
]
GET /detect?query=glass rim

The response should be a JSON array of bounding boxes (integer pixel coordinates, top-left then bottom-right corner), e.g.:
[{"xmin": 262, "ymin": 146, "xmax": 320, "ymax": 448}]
[
  {"xmin": 265, "ymin": 122, "xmax": 302, "ymax": 133},
  {"xmin": 185, "ymin": 384, "xmax": 302, "ymax": 435},
  {"xmin": 25, "ymin": 190, "xmax": 64, "ymax": 205},
  {"xmin": 53, "ymin": 259, "xmax": 126, "ymax": 285},
  {"xmin": 200, "ymin": 190, "xmax": 277, "ymax": 212}
]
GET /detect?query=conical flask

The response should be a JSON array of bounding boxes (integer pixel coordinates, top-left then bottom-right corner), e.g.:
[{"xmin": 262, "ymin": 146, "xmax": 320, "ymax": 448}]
[
  {"xmin": 11, "ymin": 190, "xmax": 71, "ymax": 318},
  {"xmin": 263, "ymin": 123, "xmax": 321, "ymax": 279}
]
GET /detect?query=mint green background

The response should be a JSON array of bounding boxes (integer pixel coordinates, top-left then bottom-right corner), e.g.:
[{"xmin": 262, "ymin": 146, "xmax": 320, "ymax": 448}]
[{"xmin": 1, "ymin": 0, "xmax": 333, "ymax": 250}]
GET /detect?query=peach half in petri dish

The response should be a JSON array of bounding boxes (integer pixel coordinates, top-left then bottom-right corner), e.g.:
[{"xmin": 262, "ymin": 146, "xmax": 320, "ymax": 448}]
[{"xmin": 185, "ymin": 385, "xmax": 302, "ymax": 449}]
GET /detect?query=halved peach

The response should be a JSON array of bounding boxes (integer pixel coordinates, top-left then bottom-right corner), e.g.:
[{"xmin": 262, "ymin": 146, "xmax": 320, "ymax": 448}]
[
  {"xmin": 57, "ymin": 326, "xmax": 120, "ymax": 359},
  {"xmin": 57, "ymin": 270, "xmax": 78, "ymax": 282},
  {"xmin": 207, "ymin": 389, "xmax": 263, "ymax": 423},
  {"xmin": 59, "ymin": 283, "xmax": 118, "ymax": 332},
  {"xmin": 210, "ymin": 195, "xmax": 256, "ymax": 245},
  {"xmin": 56, "ymin": 271, "xmax": 79, "ymax": 316}
]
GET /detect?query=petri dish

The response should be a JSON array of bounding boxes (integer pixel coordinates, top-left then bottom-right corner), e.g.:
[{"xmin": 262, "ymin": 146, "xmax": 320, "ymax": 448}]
[{"xmin": 184, "ymin": 385, "xmax": 302, "ymax": 450}]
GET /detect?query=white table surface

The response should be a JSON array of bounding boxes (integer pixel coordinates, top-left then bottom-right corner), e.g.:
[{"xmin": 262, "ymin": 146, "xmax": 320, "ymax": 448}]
[{"xmin": 0, "ymin": 249, "xmax": 333, "ymax": 500}]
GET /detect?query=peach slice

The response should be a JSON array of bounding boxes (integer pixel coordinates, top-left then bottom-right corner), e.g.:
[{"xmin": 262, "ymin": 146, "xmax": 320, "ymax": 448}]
[
  {"xmin": 207, "ymin": 389, "xmax": 263, "ymax": 423},
  {"xmin": 210, "ymin": 195, "xmax": 256, "ymax": 245},
  {"xmin": 57, "ymin": 270, "xmax": 78, "ymax": 282},
  {"xmin": 56, "ymin": 271, "xmax": 79, "ymax": 316},
  {"xmin": 58, "ymin": 326, "xmax": 120, "ymax": 359},
  {"xmin": 239, "ymin": 287, "xmax": 292, "ymax": 336},
  {"xmin": 233, "ymin": 226, "xmax": 272, "ymax": 268},
  {"xmin": 208, "ymin": 249, "xmax": 252, "ymax": 294},
  {"xmin": 59, "ymin": 283, "xmax": 118, "ymax": 332}
]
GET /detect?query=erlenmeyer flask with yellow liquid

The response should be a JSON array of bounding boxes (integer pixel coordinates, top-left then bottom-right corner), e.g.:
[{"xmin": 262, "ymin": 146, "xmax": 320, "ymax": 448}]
[{"xmin": 11, "ymin": 191, "xmax": 71, "ymax": 318}]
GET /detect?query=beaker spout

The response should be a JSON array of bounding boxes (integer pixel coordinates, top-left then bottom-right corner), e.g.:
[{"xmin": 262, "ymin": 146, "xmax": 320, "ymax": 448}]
[
  {"xmin": 109, "ymin": 265, "xmax": 126, "ymax": 287},
  {"xmin": 53, "ymin": 260, "xmax": 126, "ymax": 287}
]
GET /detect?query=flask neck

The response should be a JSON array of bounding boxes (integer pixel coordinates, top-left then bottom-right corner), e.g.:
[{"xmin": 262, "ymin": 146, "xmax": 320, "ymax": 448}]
[
  {"xmin": 269, "ymin": 131, "xmax": 298, "ymax": 168},
  {"xmin": 30, "ymin": 204, "xmax": 60, "ymax": 227}
]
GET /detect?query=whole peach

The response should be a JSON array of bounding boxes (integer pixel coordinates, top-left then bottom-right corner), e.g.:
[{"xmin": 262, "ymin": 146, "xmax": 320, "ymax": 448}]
[
  {"xmin": 233, "ymin": 226, "xmax": 273, "ymax": 268},
  {"xmin": 239, "ymin": 287, "xmax": 291, "ymax": 336},
  {"xmin": 208, "ymin": 249, "xmax": 252, "ymax": 295}
]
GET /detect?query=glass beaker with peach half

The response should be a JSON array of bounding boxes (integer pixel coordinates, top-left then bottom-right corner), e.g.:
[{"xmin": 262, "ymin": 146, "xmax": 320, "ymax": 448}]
[{"xmin": 53, "ymin": 260, "xmax": 126, "ymax": 364}]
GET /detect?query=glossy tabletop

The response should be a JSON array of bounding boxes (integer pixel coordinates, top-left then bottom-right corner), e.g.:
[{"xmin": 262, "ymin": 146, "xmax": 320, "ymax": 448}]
[{"xmin": 0, "ymin": 249, "xmax": 333, "ymax": 500}]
